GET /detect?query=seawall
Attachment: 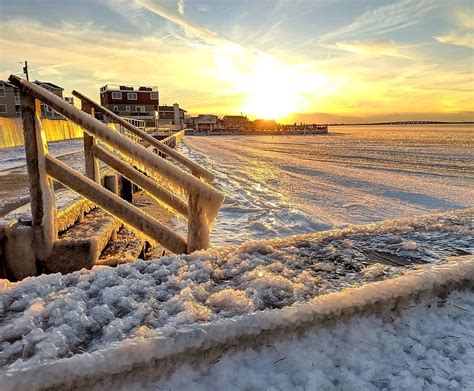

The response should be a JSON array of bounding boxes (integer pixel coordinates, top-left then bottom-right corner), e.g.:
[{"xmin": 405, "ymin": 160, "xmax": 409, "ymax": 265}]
[{"xmin": 0, "ymin": 118, "xmax": 84, "ymax": 149}]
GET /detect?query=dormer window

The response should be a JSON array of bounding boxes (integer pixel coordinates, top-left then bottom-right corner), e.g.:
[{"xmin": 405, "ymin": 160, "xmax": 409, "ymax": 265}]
[
  {"xmin": 128, "ymin": 93, "xmax": 138, "ymax": 100},
  {"xmin": 111, "ymin": 92, "xmax": 122, "ymax": 100}
]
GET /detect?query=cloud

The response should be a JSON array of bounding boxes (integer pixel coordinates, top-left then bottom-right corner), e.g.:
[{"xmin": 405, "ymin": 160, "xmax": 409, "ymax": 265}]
[
  {"xmin": 331, "ymin": 40, "xmax": 413, "ymax": 59},
  {"xmin": 319, "ymin": 0, "xmax": 436, "ymax": 43},
  {"xmin": 136, "ymin": 0, "xmax": 231, "ymax": 47},
  {"xmin": 435, "ymin": 8, "xmax": 474, "ymax": 48},
  {"xmin": 177, "ymin": 0, "xmax": 185, "ymax": 15}
]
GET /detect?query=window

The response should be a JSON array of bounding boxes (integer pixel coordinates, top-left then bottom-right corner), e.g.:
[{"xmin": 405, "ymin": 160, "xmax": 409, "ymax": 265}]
[
  {"xmin": 150, "ymin": 93, "xmax": 158, "ymax": 100},
  {"xmin": 126, "ymin": 106, "xmax": 131, "ymax": 112},
  {"xmin": 0, "ymin": 104, "xmax": 7, "ymax": 113},
  {"xmin": 111, "ymin": 92, "xmax": 122, "ymax": 100},
  {"xmin": 136, "ymin": 106, "xmax": 145, "ymax": 113},
  {"xmin": 113, "ymin": 106, "xmax": 119, "ymax": 112},
  {"xmin": 128, "ymin": 92, "xmax": 137, "ymax": 100},
  {"xmin": 0, "ymin": 88, "xmax": 5, "ymax": 97}
]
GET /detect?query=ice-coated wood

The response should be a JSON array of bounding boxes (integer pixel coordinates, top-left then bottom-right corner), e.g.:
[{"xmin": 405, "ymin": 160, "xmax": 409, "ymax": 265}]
[
  {"xmin": 94, "ymin": 145, "xmax": 188, "ymax": 217},
  {"xmin": 20, "ymin": 93, "xmax": 57, "ymax": 260},
  {"xmin": 45, "ymin": 154, "xmax": 187, "ymax": 254},
  {"xmin": 71, "ymin": 89, "xmax": 215, "ymax": 183},
  {"xmin": 81, "ymin": 102, "xmax": 100, "ymax": 182}
]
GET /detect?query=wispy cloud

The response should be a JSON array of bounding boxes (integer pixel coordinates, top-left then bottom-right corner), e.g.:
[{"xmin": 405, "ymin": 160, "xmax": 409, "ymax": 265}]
[
  {"xmin": 319, "ymin": 0, "xmax": 436, "ymax": 43},
  {"xmin": 435, "ymin": 8, "xmax": 474, "ymax": 49},
  {"xmin": 136, "ymin": 0, "xmax": 232, "ymax": 47},
  {"xmin": 330, "ymin": 40, "xmax": 413, "ymax": 59}
]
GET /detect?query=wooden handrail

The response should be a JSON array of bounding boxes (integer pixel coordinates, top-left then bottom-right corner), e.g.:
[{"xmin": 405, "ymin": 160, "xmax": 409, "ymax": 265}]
[
  {"xmin": 93, "ymin": 145, "xmax": 188, "ymax": 217},
  {"xmin": 10, "ymin": 74, "xmax": 224, "ymax": 255},
  {"xmin": 45, "ymin": 154, "xmax": 187, "ymax": 254},
  {"xmin": 9, "ymin": 75, "xmax": 224, "ymax": 207},
  {"xmin": 71, "ymin": 90, "xmax": 215, "ymax": 183}
]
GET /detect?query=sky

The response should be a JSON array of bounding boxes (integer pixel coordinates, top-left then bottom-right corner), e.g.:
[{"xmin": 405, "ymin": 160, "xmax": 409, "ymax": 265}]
[{"xmin": 0, "ymin": 0, "xmax": 473, "ymax": 123}]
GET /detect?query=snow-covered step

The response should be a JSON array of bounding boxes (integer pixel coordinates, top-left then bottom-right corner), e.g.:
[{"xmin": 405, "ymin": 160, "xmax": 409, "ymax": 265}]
[
  {"xmin": 0, "ymin": 189, "xmax": 96, "ymax": 280},
  {"xmin": 96, "ymin": 226, "xmax": 146, "ymax": 267},
  {"xmin": 43, "ymin": 208, "xmax": 121, "ymax": 274}
]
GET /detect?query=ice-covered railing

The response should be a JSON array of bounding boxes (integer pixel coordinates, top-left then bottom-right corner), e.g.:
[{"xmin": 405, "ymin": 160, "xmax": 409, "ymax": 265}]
[
  {"xmin": 71, "ymin": 90, "xmax": 215, "ymax": 183},
  {"xmin": 8, "ymin": 75, "xmax": 225, "ymax": 260}
]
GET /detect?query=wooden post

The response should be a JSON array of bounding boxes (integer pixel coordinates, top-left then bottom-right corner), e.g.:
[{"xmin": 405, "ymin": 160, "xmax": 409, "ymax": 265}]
[
  {"xmin": 81, "ymin": 102, "xmax": 100, "ymax": 182},
  {"xmin": 21, "ymin": 93, "xmax": 57, "ymax": 260},
  {"xmin": 187, "ymin": 192, "xmax": 210, "ymax": 253},
  {"xmin": 103, "ymin": 174, "xmax": 118, "ymax": 195}
]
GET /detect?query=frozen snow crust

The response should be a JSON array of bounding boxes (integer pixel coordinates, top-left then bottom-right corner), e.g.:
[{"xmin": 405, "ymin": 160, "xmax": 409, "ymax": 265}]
[{"xmin": 0, "ymin": 209, "xmax": 473, "ymax": 390}]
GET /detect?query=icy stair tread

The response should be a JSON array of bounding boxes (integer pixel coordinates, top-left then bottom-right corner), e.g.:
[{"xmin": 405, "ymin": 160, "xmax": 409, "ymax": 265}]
[
  {"xmin": 44, "ymin": 209, "xmax": 121, "ymax": 274},
  {"xmin": 97, "ymin": 226, "xmax": 145, "ymax": 267}
]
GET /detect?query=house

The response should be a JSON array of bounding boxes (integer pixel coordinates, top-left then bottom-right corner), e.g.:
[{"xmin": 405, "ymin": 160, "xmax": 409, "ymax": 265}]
[
  {"xmin": 0, "ymin": 80, "xmax": 21, "ymax": 118},
  {"xmin": 193, "ymin": 114, "xmax": 219, "ymax": 131},
  {"xmin": 222, "ymin": 115, "xmax": 249, "ymax": 130},
  {"xmin": 33, "ymin": 81, "xmax": 64, "ymax": 119},
  {"xmin": 100, "ymin": 84, "xmax": 159, "ymax": 127},
  {"xmin": 158, "ymin": 104, "xmax": 186, "ymax": 126},
  {"xmin": 0, "ymin": 80, "xmax": 65, "ymax": 119}
]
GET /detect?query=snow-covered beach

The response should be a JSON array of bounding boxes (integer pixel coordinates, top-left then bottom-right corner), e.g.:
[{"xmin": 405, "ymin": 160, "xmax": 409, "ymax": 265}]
[
  {"xmin": 1, "ymin": 125, "xmax": 473, "ymax": 390},
  {"xmin": 179, "ymin": 125, "xmax": 474, "ymax": 246}
]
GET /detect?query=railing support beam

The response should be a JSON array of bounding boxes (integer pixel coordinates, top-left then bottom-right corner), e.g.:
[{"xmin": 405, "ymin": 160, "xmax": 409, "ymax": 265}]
[
  {"xmin": 93, "ymin": 145, "xmax": 188, "ymax": 218},
  {"xmin": 187, "ymin": 192, "xmax": 210, "ymax": 252},
  {"xmin": 45, "ymin": 155, "xmax": 187, "ymax": 254},
  {"xmin": 20, "ymin": 94, "xmax": 57, "ymax": 260},
  {"xmin": 81, "ymin": 102, "xmax": 100, "ymax": 182}
]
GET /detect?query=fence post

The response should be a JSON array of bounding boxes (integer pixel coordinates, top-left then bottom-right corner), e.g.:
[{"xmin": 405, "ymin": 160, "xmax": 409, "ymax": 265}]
[
  {"xmin": 187, "ymin": 193, "xmax": 210, "ymax": 253},
  {"xmin": 21, "ymin": 93, "xmax": 57, "ymax": 260},
  {"xmin": 81, "ymin": 102, "xmax": 100, "ymax": 182}
]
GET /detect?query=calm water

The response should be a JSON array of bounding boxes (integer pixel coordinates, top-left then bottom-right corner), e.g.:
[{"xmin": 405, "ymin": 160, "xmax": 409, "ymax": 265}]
[{"xmin": 180, "ymin": 125, "xmax": 474, "ymax": 247}]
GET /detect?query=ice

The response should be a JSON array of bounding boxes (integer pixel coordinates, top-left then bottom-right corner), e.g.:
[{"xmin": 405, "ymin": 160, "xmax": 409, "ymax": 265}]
[
  {"xmin": 144, "ymin": 288, "xmax": 472, "ymax": 391},
  {"xmin": 178, "ymin": 125, "xmax": 473, "ymax": 246},
  {"xmin": 0, "ymin": 209, "xmax": 472, "ymax": 381},
  {"xmin": 0, "ymin": 139, "xmax": 84, "ymax": 171}
]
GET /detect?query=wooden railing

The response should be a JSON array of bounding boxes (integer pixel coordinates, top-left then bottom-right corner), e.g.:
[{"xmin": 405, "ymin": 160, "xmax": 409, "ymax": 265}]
[{"xmin": 9, "ymin": 75, "xmax": 224, "ymax": 262}]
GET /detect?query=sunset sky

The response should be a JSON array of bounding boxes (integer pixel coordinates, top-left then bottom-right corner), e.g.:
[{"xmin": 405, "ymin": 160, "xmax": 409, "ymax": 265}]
[{"xmin": 0, "ymin": 0, "xmax": 473, "ymax": 122}]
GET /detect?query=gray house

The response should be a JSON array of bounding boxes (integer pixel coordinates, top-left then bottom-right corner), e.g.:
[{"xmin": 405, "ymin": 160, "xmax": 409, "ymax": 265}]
[{"xmin": 0, "ymin": 80, "xmax": 21, "ymax": 117}]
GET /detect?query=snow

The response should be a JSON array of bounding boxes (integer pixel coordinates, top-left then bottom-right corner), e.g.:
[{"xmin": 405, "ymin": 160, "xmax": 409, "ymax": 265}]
[
  {"xmin": 178, "ymin": 125, "xmax": 474, "ymax": 247},
  {"xmin": 0, "ymin": 209, "xmax": 472, "ymax": 388},
  {"xmin": 0, "ymin": 139, "xmax": 84, "ymax": 172},
  {"xmin": 141, "ymin": 289, "xmax": 474, "ymax": 391}
]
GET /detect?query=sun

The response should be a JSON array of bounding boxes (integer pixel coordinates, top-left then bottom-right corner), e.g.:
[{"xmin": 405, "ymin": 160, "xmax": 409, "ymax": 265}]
[{"xmin": 214, "ymin": 48, "xmax": 328, "ymax": 121}]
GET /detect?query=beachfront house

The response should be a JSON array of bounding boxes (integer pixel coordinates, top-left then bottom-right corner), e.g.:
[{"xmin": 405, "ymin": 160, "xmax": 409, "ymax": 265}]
[
  {"xmin": 0, "ymin": 80, "xmax": 66, "ymax": 119},
  {"xmin": 100, "ymin": 84, "xmax": 159, "ymax": 127},
  {"xmin": 158, "ymin": 104, "xmax": 187, "ymax": 126},
  {"xmin": 193, "ymin": 114, "xmax": 219, "ymax": 131},
  {"xmin": 0, "ymin": 80, "xmax": 20, "ymax": 118}
]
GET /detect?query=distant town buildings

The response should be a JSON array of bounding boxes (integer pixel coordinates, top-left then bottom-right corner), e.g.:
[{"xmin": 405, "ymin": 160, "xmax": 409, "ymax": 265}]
[{"xmin": 100, "ymin": 84, "xmax": 159, "ymax": 127}]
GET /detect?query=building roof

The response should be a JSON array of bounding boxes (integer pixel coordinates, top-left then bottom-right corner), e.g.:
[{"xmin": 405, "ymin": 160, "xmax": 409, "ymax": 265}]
[
  {"xmin": 159, "ymin": 105, "xmax": 187, "ymax": 112},
  {"xmin": 223, "ymin": 115, "xmax": 248, "ymax": 120},
  {"xmin": 0, "ymin": 80, "xmax": 18, "ymax": 89},
  {"xmin": 33, "ymin": 80, "xmax": 64, "ymax": 91},
  {"xmin": 100, "ymin": 84, "xmax": 158, "ymax": 92}
]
